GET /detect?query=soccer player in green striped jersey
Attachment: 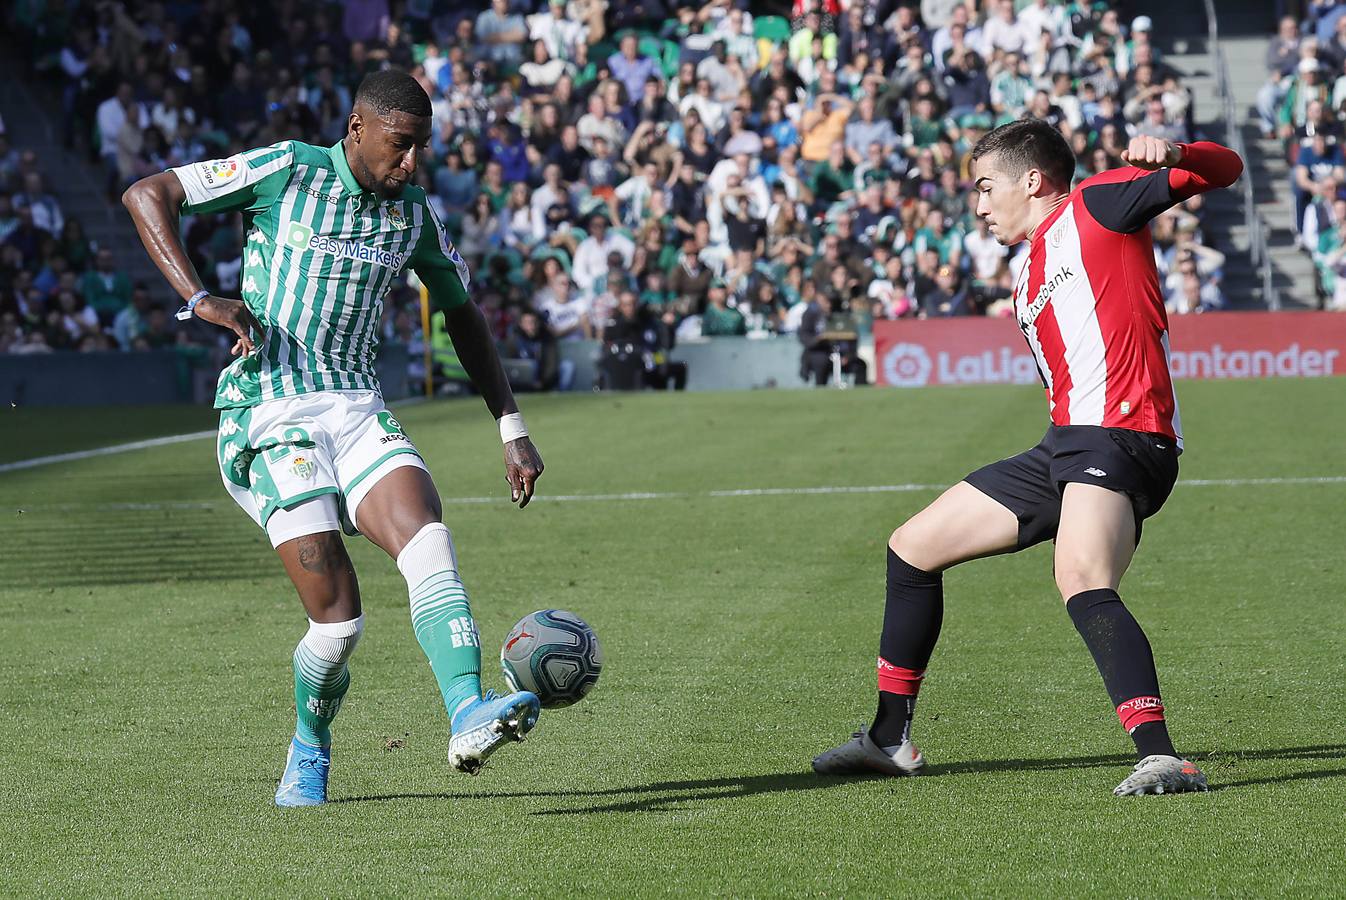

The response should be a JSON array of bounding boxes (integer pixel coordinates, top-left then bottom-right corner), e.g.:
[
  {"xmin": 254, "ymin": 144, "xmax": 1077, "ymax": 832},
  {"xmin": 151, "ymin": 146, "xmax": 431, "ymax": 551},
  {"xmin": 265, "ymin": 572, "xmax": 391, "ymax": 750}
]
[{"xmin": 123, "ymin": 71, "xmax": 545, "ymax": 806}]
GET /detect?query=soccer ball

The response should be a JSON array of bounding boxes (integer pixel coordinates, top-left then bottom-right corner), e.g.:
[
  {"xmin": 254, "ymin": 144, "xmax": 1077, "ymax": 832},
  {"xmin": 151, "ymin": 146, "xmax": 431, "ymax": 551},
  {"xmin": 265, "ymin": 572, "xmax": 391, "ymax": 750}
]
[{"xmin": 500, "ymin": 609, "xmax": 602, "ymax": 708}]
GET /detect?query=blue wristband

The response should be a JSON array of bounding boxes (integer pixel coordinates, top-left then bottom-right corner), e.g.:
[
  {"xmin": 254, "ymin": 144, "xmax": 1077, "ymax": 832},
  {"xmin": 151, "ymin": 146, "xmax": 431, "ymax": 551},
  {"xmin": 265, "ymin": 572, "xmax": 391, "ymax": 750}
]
[{"xmin": 175, "ymin": 289, "xmax": 210, "ymax": 322}]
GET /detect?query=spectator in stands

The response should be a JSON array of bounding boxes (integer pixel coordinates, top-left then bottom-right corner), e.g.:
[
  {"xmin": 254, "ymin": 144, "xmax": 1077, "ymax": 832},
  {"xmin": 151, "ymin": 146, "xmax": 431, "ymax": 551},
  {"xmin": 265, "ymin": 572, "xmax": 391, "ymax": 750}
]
[
  {"xmin": 536, "ymin": 270, "xmax": 591, "ymax": 341},
  {"xmin": 1295, "ymin": 133, "xmax": 1345, "ymax": 237},
  {"xmin": 13, "ymin": 173, "xmax": 64, "ymax": 237},
  {"xmin": 921, "ymin": 263, "xmax": 975, "ymax": 317},
  {"xmin": 1261, "ymin": 18, "xmax": 1304, "ymax": 140},
  {"xmin": 112, "ymin": 283, "xmax": 155, "ymax": 351},
  {"xmin": 500, "ymin": 307, "xmax": 565, "ymax": 391},
  {"xmin": 79, "ymin": 248, "xmax": 133, "ymax": 325},
  {"xmin": 798, "ymin": 289, "xmax": 867, "ymax": 386},
  {"xmin": 1279, "ymin": 59, "xmax": 1333, "ymax": 143},
  {"xmin": 700, "ymin": 280, "xmax": 746, "ymax": 336},
  {"xmin": 0, "ymin": 194, "xmax": 16, "ymax": 244},
  {"xmin": 9, "ymin": 0, "xmax": 1227, "ymax": 370},
  {"xmin": 599, "ymin": 289, "xmax": 686, "ymax": 390}
]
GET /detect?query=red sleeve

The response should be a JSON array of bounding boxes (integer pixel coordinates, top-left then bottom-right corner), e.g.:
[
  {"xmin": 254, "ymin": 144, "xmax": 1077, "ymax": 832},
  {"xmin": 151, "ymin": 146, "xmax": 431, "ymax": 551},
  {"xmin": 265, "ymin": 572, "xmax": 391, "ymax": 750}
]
[
  {"xmin": 1079, "ymin": 142, "xmax": 1244, "ymax": 234},
  {"xmin": 1168, "ymin": 141, "xmax": 1245, "ymax": 201}
]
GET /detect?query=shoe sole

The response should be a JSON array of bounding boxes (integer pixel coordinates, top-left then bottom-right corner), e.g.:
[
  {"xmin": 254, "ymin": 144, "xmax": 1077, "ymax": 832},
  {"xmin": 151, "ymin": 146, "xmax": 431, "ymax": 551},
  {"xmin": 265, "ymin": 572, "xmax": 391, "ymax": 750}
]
[
  {"xmin": 1114, "ymin": 780, "xmax": 1209, "ymax": 796},
  {"xmin": 275, "ymin": 793, "xmax": 326, "ymax": 807},
  {"xmin": 450, "ymin": 704, "xmax": 539, "ymax": 775}
]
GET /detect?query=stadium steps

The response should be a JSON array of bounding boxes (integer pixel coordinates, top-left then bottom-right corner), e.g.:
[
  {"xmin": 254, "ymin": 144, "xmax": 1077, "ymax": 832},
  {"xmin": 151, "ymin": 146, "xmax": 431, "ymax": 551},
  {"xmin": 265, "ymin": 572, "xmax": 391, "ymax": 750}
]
[
  {"xmin": 0, "ymin": 59, "xmax": 166, "ymax": 302},
  {"xmin": 1221, "ymin": 36, "xmax": 1318, "ymax": 310},
  {"xmin": 1166, "ymin": 49, "xmax": 1263, "ymax": 308}
]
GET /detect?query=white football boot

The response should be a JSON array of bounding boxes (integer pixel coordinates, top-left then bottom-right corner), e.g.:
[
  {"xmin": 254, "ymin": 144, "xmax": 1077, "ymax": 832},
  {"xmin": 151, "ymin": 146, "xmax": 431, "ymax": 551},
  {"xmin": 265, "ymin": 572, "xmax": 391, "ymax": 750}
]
[
  {"xmin": 812, "ymin": 726, "xmax": 926, "ymax": 776},
  {"xmin": 1113, "ymin": 755, "xmax": 1209, "ymax": 796}
]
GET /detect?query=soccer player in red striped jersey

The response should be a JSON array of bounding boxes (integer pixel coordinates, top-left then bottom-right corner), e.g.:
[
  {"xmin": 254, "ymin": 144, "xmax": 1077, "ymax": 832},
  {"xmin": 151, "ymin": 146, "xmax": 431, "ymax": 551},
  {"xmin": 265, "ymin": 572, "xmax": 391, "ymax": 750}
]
[{"xmin": 813, "ymin": 119, "xmax": 1243, "ymax": 795}]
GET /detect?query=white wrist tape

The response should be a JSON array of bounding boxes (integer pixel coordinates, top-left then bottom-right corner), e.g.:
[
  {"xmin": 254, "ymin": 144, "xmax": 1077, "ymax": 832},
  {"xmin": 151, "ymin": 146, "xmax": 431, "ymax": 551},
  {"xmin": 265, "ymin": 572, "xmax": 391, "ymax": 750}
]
[{"xmin": 498, "ymin": 412, "xmax": 528, "ymax": 444}]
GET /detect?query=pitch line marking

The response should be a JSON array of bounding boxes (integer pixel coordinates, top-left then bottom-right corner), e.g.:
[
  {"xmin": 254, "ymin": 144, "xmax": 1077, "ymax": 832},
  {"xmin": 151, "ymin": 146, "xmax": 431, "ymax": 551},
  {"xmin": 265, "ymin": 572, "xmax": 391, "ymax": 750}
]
[
  {"xmin": 0, "ymin": 430, "xmax": 218, "ymax": 474},
  {"xmin": 10, "ymin": 476, "xmax": 1345, "ymax": 513},
  {"xmin": 0, "ymin": 397, "xmax": 435, "ymax": 475}
]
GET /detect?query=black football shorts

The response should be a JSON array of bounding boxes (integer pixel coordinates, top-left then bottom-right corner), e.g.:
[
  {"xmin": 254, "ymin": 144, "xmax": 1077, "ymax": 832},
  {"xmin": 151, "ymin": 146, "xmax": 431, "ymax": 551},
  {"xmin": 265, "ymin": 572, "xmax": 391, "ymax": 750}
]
[{"xmin": 963, "ymin": 425, "xmax": 1179, "ymax": 549}]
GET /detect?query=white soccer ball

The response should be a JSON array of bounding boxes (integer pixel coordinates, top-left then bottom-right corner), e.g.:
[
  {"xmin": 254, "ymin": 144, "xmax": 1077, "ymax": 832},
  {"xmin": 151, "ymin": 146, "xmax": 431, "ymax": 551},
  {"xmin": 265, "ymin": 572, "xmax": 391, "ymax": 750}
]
[{"xmin": 500, "ymin": 609, "xmax": 602, "ymax": 708}]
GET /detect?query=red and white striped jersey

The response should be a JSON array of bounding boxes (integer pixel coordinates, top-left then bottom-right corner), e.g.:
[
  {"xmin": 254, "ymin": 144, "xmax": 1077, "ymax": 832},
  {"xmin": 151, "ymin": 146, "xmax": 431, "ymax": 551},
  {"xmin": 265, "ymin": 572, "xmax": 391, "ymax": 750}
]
[{"xmin": 1011, "ymin": 142, "xmax": 1243, "ymax": 447}]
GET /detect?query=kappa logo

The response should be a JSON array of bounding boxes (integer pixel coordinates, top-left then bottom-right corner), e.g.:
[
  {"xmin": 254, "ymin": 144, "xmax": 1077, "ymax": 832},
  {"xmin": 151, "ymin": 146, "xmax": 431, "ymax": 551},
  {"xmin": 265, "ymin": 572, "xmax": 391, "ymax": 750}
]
[{"xmin": 298, "ymin": 183, "xmax": 343, "ymax": 204}]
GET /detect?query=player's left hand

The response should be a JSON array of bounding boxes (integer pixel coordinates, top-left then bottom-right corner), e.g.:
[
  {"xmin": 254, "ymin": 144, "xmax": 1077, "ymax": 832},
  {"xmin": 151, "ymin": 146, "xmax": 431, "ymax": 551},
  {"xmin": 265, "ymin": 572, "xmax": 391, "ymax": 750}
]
[
  {"xmin": 1121, "ymin": 136, "xmax": 1183, "ymax": 170},
  {"xmin": 504, "ymin": 437, "xmax": 544, "ymax": 508}
]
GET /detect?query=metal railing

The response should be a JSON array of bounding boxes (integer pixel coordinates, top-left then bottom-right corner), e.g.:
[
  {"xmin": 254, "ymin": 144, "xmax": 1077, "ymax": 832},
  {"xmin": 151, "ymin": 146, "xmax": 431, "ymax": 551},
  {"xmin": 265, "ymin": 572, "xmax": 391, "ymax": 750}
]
[{"xmin": 1205, "ymin": 0, "xmax": 1279, "ymax": 309}]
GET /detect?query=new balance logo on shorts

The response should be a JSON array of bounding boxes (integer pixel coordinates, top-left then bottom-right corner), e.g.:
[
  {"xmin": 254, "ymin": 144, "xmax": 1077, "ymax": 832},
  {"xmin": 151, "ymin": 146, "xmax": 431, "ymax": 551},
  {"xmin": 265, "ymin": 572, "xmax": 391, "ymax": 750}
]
[{"xmin": 1084, "ymin": 467, "xmax": 1107, "ymax": 477}]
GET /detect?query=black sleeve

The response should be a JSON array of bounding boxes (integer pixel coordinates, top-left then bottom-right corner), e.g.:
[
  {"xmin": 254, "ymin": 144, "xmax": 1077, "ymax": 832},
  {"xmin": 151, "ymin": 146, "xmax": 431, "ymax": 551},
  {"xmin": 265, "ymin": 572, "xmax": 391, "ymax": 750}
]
[{"xmin": 1080, "ymin": 170, "xmax": 1175, "ymax": 234}]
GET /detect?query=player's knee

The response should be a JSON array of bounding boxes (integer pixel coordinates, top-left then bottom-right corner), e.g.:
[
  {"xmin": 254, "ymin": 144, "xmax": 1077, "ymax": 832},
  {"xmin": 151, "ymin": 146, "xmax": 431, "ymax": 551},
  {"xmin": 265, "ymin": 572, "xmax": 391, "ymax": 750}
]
[
  {"xmin": 888, "ymin": 523, "xmax": 939, "ymax": 571},
  {"xmin": 396, "ymin": 521, "xmax": 458, "ymax": 584},
  {"xmin": 304, "ymin": 613, "xmax": 365, "ymax": 662},
  {"xmin": 1053, "ymin": 562, "xmax": 1113, "ymax": 602}
]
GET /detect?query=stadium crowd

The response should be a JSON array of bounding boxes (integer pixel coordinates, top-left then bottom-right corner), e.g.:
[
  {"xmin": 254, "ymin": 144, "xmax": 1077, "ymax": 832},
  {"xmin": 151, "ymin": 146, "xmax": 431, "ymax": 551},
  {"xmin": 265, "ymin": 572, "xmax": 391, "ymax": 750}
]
[
  {"xmin": 2, "ymin": 0, "xmax": 1236, "ymax": 381},
  {"xmin": 1265, "ymin": 7, "xmax": 1346, "ymax": 310}
]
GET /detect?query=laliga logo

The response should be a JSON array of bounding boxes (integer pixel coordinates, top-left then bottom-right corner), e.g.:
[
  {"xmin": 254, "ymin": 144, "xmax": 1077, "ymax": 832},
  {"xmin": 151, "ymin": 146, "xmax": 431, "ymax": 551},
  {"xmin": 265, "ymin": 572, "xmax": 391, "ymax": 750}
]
[
  {"xmin": 881, "ymin": 342, "xmax": 933, "ymax": 387},
  {"xmin": 208, "ymin": 159, "xmax": 239, "ymax": 182}
]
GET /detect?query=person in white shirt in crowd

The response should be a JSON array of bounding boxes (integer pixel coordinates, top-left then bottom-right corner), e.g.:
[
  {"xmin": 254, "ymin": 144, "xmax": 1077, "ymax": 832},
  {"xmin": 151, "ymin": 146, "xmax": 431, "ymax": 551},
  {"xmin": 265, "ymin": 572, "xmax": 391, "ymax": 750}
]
[
  {"xmin": 1018, "ymin": 0, "xmax": 1069, "ymax": 47},
  {"xmin": 572, "ymin": 212, "xmax": 635, "ymax": 298},
  {"xmin": 1302, "ymin": 178, "xmax": 1343, "ymax": 252},
  {"xmin": 535, "ymin": 270, "xmax": 593, "ymax": 340},
  {"xmin": 95, "ymin": 82, "xmax": 148, "ymax": 190},
  {"xmin": 679, "ymin": 77, "xmax": 726, "ymax": 135},
  {"xmin": 715, "ymin": 8, "xmax": 758, "ymax": 71},
  {"xmin": 963, "ymin": 215, "xmax": 1010, "ymax": 287},
  {"xmin": 528, "ymin": 0, "xmax": 588, "ymax": 61},
  {"xmin": 983, "ymin": 0, "xmax": 1028, "ymax": 56},
  {"xmin": 615, "ymin": 161, "xmax": 666, "ymax": 230}
]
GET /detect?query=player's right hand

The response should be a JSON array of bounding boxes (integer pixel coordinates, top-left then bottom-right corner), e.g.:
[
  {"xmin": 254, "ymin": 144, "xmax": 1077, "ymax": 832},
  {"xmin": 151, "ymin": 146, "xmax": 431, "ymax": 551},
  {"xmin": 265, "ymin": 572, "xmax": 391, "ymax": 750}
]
[
  {"xmin": 195, "ymin": 296, "xmax": 264, "ymax": 356},
  {"xmin": 1120, "ymin": 136, "xmax": 1183, "ymax": 171}
]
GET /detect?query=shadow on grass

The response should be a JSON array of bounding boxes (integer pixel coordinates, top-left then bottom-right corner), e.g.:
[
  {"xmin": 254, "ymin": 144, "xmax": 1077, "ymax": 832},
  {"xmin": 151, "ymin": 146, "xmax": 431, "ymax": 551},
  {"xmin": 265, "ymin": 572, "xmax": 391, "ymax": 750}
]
[{"xmin": 331, "ymin": 743, "xmax": 1346, "ymax": 811}]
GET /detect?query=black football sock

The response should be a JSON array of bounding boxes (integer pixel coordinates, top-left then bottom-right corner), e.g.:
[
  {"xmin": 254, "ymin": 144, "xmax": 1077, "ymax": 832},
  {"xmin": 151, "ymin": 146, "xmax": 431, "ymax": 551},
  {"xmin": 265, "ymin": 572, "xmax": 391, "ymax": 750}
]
[
  {"xmin": 1066, "ymin": 588, "xmax": 1178, "ymax": 760},
  {"xmin": 871, "ymin": 549, "xmax": 943, "ymax": 748}
]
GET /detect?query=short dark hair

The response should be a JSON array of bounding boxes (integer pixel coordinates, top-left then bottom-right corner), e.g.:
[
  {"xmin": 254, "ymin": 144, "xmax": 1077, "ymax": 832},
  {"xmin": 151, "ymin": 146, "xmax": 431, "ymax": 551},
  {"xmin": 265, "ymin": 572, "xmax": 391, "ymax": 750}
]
[
  {"xmin": 354, "ymin": 69, "xmax": 431, "ymax": 118},
  {"xmin": 970, "ymin": 118, "xmax": 1074, "ymax": 189}
]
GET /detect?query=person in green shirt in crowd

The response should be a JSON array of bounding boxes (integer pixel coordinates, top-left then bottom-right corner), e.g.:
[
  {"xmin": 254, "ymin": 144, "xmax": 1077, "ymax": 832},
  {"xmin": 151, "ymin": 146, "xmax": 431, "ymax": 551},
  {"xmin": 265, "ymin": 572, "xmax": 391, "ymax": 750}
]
[
  {"xmin": 912, "ymin": 209, "xmax": 964, "ymax": 267},
  {"xmin": 79, "ymin": 248, "xmax": 134, "ymax": 322},
  {"xmin": 809, "ymin": 141, "xmax": 854, "ymax": 211},
  {"xmin": 701, "ymin": 281, "xmax": 746, "ymax": 336}
]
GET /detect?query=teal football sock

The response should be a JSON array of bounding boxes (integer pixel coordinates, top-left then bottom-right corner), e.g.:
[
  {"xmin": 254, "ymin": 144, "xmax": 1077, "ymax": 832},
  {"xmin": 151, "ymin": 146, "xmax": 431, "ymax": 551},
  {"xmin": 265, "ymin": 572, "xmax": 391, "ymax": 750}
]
[
  {"xmin": 292, "ymin": 615, "xmax": 363, "ymax": 747},
  {"xmin": 397, "ymin": 523, "xmax": 481, "ymax": 721}
]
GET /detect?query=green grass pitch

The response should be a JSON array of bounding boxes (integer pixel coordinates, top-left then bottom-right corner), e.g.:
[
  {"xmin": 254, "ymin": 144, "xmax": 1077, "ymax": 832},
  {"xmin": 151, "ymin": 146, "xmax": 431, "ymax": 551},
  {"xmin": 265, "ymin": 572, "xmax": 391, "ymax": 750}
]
[{"xmin": 1, "ymin": 379, "xmax": 1343, "ymax": 897}]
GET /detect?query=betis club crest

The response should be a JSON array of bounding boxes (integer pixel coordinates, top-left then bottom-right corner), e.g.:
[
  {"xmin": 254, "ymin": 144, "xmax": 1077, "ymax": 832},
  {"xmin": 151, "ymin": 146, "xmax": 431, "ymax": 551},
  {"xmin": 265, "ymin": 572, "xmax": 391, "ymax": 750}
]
[{"xmin": 290, "ymin": 455, "xmax": 316, "ymax": 479}]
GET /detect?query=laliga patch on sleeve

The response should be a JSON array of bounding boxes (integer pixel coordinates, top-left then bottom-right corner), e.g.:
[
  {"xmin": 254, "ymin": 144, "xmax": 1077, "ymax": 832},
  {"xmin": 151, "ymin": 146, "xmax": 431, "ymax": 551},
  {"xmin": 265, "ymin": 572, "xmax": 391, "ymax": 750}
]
[{"xmin": 193, "ymin": 156, "xmax": 245, "ymax": 193}]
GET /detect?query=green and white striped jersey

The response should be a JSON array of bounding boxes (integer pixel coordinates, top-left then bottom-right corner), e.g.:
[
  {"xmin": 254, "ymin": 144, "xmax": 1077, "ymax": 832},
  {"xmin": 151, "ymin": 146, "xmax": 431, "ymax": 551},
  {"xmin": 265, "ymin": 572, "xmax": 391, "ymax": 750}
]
[{"xmin": 171, "ymin": 140, "xmax": 471, "ymax": 409}]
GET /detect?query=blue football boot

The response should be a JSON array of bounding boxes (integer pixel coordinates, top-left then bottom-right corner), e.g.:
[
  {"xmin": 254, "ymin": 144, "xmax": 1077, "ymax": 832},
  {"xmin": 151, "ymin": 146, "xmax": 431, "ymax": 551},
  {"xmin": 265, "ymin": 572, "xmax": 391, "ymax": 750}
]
[
  {"xmin": 275, "ymin": 736, "xmax": 331, "ymax": 807},
  {"xmin": 448, "ymin": 690, "xmax": 541, "ymax": 775}
]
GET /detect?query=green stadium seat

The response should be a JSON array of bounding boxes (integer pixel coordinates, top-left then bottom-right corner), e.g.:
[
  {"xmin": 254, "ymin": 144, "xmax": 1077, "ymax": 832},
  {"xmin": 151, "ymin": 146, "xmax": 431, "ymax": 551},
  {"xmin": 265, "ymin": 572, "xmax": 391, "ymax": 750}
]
[{"xmin": 638, "ymin": 35, "xmax": 663, "ymax": 62}]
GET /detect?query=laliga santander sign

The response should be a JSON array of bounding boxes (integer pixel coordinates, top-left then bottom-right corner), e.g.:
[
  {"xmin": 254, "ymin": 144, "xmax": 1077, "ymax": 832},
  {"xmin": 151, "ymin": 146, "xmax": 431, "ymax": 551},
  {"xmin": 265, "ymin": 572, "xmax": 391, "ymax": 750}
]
[{"xmin": 874, "ymin": 312, "xmax": 1346, "ymax": 387}]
